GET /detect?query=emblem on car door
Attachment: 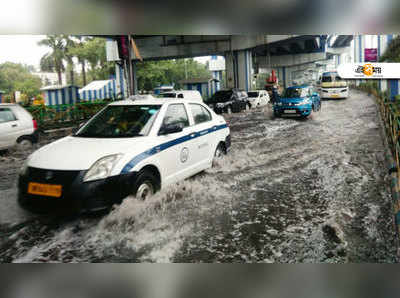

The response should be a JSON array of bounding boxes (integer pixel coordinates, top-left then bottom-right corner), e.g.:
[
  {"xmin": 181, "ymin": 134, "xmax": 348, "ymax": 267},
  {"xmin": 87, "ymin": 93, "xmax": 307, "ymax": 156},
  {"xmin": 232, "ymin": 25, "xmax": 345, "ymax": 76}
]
[{"xmin": 180, "ymin": 147, "xmax": 189, "ymax": 163}]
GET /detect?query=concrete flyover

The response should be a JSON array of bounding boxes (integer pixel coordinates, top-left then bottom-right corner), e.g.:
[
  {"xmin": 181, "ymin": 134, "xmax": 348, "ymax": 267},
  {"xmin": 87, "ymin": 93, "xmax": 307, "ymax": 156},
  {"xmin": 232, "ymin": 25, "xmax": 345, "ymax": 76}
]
[{"xmin": 110, "ymin": 35, "xmax": 353, "ymax": 94}]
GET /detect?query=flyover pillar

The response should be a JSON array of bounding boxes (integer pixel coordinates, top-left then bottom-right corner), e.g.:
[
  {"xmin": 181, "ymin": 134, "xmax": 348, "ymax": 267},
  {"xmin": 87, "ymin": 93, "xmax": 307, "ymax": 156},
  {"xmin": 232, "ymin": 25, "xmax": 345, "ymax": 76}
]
[
  {"xmin": 210, "ymin": 55, "xmax": 222, "ymax": 92},
  {"xmin": 132, "ymin": 61, "xmax": 138, "ymax": 95},
  {"xmin": 225, "ymin": 50, "xmax": 253, "ymax": 91}
]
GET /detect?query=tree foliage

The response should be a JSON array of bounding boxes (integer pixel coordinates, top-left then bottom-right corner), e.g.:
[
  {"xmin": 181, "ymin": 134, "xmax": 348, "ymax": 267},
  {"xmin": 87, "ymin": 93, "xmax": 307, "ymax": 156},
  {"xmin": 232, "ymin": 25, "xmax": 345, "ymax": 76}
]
[
  {"xmin": 380, "ymin": 36, "xmax": 400, "ymax": 62},
  {"xmin": 137, "ymin": 58, "xmax": 211, "ymax": 91},
  {"xmin": 37, "ymin": 35, "xmax": 212, "ymax": 92},
  {"xmin": 38, "ymin": 35, "xmax": 66, "ymax": 84},
  {"xmin": 0, "ymin": 62, "xmax": 42, "ymax": 100}
]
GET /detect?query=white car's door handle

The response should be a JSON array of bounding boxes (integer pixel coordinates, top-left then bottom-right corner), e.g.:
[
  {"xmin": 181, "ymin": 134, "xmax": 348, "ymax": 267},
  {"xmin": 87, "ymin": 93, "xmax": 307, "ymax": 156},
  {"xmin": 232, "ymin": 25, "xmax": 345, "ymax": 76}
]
[
  {"xmin": 190, "ymin": 133, "xmax": 196, "ymax": 138},
  {"xmin": 11, "ymin": 124, "xmax": 17, "ymax": 128}
]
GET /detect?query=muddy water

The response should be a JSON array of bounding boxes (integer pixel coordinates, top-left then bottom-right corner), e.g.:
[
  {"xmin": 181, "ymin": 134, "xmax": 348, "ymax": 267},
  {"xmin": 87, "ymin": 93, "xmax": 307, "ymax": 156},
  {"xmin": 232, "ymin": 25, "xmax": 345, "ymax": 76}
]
[{"xmin": 0, "ymin": 91, "xmax": 397, "ymax": 263}]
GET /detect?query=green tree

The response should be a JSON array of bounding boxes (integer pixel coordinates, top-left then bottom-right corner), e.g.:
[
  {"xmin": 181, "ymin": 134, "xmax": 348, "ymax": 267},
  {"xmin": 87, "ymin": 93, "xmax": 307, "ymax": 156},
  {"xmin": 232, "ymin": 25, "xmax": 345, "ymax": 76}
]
[
  {"xmin": 82, "ymin": 37, "xmax": 114, "ymax": 82},
  {"xmin": 0, "ymin": 62, "xmax": 42, "ymax": 100},
  {"xmin": 38, "ymin": 35, "xmax": 65, "ymax": 85},
  {"xmin": 62, "ymin": 35, "xmax": 76, "ymax": 85},
  {"xmin": 380, "ymin": 36, "xmax": 400, "ymax": 62},
  {"xmin": 136, "ymin": 58, "xmax": 212, "ymax": 91},
  {"xmin": 68, "ymin": 36, "xmax": 89, "ymax": 86}
]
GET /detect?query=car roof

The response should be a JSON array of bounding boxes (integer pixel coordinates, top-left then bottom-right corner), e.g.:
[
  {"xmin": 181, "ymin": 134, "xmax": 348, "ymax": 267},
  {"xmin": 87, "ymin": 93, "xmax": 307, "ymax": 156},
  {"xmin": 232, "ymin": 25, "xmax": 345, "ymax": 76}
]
[
  {"xmin": 0, "ymin": 103, "xmax": 17, "ymax": 107},
  {"xmin": 287, "ymin": 85, "xmax": 310, "ymax": 89},
  {"xmin": 165, "ymin": 90, "xmax": 200, "ymax": 93},
  {"xmin": 109, "ymin": 99, "xmax": 204, "ymax": 106}
]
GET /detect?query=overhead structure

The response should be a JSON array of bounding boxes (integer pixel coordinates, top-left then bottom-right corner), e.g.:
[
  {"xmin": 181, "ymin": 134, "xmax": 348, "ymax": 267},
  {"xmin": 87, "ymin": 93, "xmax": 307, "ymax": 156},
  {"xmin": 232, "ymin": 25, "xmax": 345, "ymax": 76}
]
[{"xmin": 107, "ymin": 35, "xmax": 353, "ymax": 95}]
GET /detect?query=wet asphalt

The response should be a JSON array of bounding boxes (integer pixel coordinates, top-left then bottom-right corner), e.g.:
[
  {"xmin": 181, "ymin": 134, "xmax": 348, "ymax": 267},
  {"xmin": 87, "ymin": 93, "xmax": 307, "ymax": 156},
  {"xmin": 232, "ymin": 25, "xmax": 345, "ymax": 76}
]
[{"xmin": 0, "ymin": 90, "xmax": 397, "ymax": 263}]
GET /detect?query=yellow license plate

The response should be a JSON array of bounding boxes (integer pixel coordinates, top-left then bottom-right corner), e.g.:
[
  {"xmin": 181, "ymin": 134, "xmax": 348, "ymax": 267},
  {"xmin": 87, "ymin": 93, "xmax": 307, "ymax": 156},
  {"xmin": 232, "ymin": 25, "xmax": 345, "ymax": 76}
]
[
  {"xmin": 28, "ymin": 182, "xmax": 62, "ymax": 198},
  {"xmin": 331, "ymin": 94, "xmax": 339, "ymax": 98}
]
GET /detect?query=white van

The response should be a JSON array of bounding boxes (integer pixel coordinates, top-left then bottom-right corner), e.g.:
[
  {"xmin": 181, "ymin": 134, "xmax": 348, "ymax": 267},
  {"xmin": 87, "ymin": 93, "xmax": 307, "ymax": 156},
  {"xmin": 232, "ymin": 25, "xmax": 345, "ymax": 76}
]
[
  {"xmin": 0, "ymin": 104, "xmax": 39, "ymax": 151},
  {"xmin": 318, "ymin": 71, "xmax": 349, "ymax": 99},
  {"xmin": 159, "ymin": 90, "xmax": 203, "ymax": 102}
]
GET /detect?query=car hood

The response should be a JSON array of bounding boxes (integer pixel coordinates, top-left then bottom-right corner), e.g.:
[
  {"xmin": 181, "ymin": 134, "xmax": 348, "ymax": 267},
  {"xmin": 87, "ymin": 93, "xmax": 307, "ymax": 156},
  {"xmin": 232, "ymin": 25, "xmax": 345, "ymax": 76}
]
[
  {"xmin": 28, "ymin": 135, "xmax": 154, "ymax": 171},
  {"xmin": 321, "ymin": 81, "xmax": 347, "ymax": 88},
  {"xmin": 279, "ymin": 97, "xmax": 306, "ymax": 104}
]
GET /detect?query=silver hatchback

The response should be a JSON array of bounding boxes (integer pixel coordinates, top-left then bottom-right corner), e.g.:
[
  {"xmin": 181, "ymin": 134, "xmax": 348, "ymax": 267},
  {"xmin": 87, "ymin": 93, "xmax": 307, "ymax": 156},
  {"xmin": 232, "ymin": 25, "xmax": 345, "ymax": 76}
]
[{"xmin": 0, "ymin": 104, "xmax": 38, "ymax": 150}]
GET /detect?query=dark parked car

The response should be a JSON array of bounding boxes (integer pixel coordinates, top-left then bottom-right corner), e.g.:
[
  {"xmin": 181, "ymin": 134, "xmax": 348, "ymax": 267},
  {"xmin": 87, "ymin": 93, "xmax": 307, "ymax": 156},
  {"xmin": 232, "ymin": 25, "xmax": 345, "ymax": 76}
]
[{"xmin": 207, "ymin": 89, "xmax": 250, "ymax": 114}]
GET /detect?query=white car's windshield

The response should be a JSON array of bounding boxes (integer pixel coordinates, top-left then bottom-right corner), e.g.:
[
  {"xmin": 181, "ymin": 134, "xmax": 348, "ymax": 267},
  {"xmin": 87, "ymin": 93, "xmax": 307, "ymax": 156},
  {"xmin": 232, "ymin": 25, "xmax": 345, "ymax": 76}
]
[
  {"xmin": 75, "ymin": 105, "xmax": 161, "ymax": 138},
  {"xmin": 247, "ymin": 92, "xmax": 259, "ymax": 97}
]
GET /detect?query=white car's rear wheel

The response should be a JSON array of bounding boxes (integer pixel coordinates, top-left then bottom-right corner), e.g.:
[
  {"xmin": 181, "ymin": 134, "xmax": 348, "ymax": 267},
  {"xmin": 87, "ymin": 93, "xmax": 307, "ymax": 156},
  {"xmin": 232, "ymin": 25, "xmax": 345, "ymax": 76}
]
[
  {"xmin": 17, "ymin": 138, "xmax": 33, "ymax": 151},
  {"xmin": 212, "ymin": 143, "xmax": 225, "ymax": 167}
]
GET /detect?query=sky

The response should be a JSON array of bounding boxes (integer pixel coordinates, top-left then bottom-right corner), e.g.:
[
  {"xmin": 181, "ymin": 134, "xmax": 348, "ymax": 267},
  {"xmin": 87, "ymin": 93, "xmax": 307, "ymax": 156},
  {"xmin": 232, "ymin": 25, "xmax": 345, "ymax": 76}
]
[
  {"xmin": 0, "ymin": 35, "xmax": 48, "ymax": 70},
  {"xmin": 0, "ymin": 35, "xmax": 211, "ymax": 72}
]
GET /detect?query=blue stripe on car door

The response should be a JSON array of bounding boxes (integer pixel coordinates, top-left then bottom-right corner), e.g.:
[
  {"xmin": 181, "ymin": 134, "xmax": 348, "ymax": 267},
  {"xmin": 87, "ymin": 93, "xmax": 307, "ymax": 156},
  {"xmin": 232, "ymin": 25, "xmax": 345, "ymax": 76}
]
[{"xmin": 120, "ymin": 124, "xmax": 227, "ymax": 173}]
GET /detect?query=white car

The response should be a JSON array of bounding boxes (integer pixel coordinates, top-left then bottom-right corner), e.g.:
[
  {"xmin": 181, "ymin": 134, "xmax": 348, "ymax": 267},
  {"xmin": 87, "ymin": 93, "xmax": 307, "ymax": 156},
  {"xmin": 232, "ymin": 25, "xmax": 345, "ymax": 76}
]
[
  {"xmin": 0, "ymin": 104, "xmax": 39, "ymax": 151},
  {"xmin": 247, "ymin": 90, "xmax": 270, "ymax": 108},
  {"xmin": 18, "ymin": 98, "xmax": 230, "ymax": 213},
  {"xmin": 159, "ymin": 90, "xmax": 203, "ymax": 102}
]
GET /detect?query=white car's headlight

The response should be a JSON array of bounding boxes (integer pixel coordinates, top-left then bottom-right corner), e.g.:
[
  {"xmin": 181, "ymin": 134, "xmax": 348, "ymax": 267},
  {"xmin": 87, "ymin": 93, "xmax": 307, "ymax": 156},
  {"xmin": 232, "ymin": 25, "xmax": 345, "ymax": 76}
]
[{"xmin": 83, "ymin": 154, "xmax": 123, "ymax": 182}]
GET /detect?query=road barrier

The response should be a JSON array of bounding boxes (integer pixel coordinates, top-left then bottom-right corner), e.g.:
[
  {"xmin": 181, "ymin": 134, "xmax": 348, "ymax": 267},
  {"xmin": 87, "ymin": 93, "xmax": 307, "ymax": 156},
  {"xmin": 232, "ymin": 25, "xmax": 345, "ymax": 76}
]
[{"xmin": 357, "ymin": 85, "xmax": 400, "ymax": 256}]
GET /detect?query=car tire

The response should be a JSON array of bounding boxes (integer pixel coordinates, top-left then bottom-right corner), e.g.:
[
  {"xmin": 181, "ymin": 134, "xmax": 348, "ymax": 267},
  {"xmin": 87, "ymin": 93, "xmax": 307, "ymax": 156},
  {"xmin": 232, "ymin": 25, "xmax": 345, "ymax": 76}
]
[
  {"xmin": 16, "ymin": 137, "xmax": 33, "ymax": 151},
  {"xmin": 212, "ymin": 143, "xmax": 225, "ymax": 167},
  {"xmin": 132, "ymin": 170, "xmax": 159, "ymax": 201}
]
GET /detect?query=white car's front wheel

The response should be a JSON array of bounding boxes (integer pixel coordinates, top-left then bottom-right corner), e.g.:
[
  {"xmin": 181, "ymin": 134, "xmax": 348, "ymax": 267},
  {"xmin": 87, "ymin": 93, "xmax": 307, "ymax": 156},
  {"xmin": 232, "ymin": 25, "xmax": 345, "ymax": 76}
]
[{"xmin": 132, "ymin": 170, "xmax": 159, "ymax": 201}]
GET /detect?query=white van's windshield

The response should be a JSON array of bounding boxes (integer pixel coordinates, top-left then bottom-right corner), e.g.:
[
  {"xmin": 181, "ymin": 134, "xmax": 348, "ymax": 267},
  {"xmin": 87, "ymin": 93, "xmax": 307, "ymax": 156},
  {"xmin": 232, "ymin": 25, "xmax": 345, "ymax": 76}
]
[
  {"xmin": 159, "ymin": 93, "xmax": 177, "ymax": 98},
  {"xmin": 75, "ymin": 105, "xmax": 161, "ymax": 138}
]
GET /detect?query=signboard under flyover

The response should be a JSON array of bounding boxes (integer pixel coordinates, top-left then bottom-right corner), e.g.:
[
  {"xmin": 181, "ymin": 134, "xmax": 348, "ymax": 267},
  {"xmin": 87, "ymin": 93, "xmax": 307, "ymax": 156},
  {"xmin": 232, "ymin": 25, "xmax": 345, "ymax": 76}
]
[{"xmin": 364, "ymin": 48, "xmax": 378, "ymax": 62}]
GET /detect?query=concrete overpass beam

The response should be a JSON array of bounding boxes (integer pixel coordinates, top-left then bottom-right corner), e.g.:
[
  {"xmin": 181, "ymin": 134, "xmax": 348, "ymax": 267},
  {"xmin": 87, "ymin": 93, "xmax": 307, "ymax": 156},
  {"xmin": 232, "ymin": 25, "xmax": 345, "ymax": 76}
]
[{"xmin": 259, "ymin": 52, "xmax": 327, "ymax": 68}]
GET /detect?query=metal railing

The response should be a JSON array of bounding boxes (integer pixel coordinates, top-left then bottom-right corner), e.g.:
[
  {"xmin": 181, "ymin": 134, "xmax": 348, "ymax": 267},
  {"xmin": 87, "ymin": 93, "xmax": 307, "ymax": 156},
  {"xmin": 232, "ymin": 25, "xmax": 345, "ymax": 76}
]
[{"xmin": 374, "ymin": 92, "xmax": 400, "ymax": 186}]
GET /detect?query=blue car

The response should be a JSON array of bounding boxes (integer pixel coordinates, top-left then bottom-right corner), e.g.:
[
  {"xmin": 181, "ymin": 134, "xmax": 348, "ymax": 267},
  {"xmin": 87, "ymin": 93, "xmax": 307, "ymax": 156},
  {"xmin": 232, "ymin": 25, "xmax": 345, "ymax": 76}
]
[{"xmin": 273, "ymin": 85, "xmax": 321, "ymax": 118}]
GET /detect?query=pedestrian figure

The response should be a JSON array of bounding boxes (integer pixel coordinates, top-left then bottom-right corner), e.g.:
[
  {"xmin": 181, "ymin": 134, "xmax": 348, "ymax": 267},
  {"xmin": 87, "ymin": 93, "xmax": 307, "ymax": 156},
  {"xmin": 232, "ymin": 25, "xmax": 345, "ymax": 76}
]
[{"xmin": 271, "ymin": 86, "xmax": 280, "ymax": 104}]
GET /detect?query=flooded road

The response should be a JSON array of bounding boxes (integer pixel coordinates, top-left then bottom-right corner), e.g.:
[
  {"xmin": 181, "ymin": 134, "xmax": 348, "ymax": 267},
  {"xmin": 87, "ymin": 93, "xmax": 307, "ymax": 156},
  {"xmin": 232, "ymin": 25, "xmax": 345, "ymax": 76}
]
[{"xmin": 0, "ymin": 90, "xmax": 397, "ymax": 262}]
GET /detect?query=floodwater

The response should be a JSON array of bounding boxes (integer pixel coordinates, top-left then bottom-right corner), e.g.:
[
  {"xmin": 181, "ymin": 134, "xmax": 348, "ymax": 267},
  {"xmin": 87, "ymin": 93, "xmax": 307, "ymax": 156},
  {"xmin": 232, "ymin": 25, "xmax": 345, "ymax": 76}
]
[{"xmin": 0, "ymin": 90, "xmax": 397, "ymax": 263}]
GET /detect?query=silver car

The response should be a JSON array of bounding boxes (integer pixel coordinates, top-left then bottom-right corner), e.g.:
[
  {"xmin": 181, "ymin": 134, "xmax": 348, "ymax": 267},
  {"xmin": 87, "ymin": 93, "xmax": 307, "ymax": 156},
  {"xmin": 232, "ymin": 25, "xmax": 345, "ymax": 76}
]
[{"xmin": 0, "ymin": 103, "xmax": 39, "ymax": 150}]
